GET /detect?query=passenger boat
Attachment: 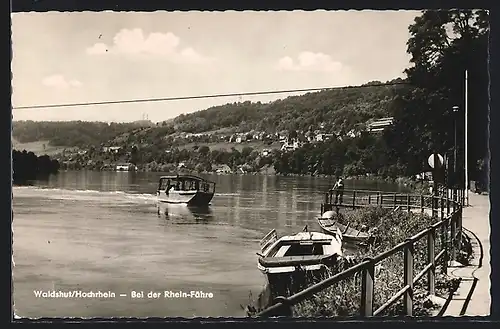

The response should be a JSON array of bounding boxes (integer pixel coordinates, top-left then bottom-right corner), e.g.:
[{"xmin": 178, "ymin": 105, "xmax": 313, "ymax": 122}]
[
  {"xmin": 257, "ymin": 226, "xmax": 343, "ymax": 296},
  {"xmin": 156, "ymin": 174, "xmax": 216, "ymax": 207},
  {"xmin": 317, "ymin": 210, "xmax": 374, "ymax": 246}
]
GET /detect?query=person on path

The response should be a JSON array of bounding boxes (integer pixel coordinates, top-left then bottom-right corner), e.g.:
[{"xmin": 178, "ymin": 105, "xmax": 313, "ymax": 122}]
[{"xmin": 330, "ymin": 177, "xmax": 344, "ymax": 204}]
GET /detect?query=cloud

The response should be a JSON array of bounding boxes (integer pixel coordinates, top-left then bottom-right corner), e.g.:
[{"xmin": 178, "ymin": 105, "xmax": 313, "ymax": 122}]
[
  {"xmin": 86, "ymin": 43, "xmax": 108, "ymax": 55},
  {"xmin": 276, "ymin": 52, "xmax": 343, "ymax": 72},
  {"xmin": 85, "ymin": 28, "xmax": 211, "ymax": 63},
  {"xmin": 42, "ymin": 75, "xmax": 82, "ymax": 89}
]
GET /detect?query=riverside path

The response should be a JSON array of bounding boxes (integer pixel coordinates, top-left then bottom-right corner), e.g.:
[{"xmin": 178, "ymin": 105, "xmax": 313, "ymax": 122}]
[{"xmin": 440, "ymin": 192, "xmax": 491, "ymax": 316}]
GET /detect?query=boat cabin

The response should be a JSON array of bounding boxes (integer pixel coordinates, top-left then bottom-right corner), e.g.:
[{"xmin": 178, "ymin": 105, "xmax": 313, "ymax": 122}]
[{"xmin": 157, "ymin": 175, "xmax": 216, "ymax": 193}]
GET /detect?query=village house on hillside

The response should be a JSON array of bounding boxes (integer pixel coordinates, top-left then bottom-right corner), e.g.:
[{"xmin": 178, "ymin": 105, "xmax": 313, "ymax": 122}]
[
  {"xmin": 102, "ymin": 146, "xmax": 121, "ymax": 153},
  {"xmin": 281, "ymin": 138, "xmax": 302, "ymax": 152}
]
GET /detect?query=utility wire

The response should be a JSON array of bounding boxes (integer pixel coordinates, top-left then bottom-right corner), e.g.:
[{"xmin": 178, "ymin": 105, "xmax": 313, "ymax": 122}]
[{"xmin": 12, "ymin": 81, "xmax": 410, "ymax": 110}]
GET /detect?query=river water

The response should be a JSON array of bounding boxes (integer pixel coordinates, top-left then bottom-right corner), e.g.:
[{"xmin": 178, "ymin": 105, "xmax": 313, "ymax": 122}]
[{"xmin": 12, "ymin": 171, "xmax": 406, "ymax": 318}]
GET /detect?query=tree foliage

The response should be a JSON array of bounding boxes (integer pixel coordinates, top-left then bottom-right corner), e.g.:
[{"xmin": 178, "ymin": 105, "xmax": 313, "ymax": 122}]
[
  {"xmin": 12, "ymin": 149, "xmax": 60, "ymax": 184},
  {"xmin": 387, "ymin": 9, "xmax": 489, "ymax": 182},
  {"xmin": 167, "ymin": 79, "xmax": 407, "ymax": 135}
]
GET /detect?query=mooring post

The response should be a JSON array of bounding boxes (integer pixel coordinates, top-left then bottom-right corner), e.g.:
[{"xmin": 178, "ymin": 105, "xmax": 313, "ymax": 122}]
[
  {"xmin": 427, "ymin": 227, "xmax": 436, "ymax": 295},
  {"xmin": 360, "ymin": 258, "xmax": 374, "ymax": 317},
  {"xmin": 404, "ymin": 238, "xmax": 414, "ymax": 316}
]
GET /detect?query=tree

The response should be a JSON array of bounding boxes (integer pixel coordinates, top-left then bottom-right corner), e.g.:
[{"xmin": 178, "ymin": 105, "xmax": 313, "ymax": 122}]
[{"xmin": 387, "ymin": 9, "xmax": 489, "ymax": 179}]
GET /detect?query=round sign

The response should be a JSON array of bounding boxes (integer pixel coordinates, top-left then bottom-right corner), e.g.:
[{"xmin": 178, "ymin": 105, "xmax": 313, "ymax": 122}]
[{"xmin": 428, "ymin": 153, "xmax": 444, "ymax": 169}]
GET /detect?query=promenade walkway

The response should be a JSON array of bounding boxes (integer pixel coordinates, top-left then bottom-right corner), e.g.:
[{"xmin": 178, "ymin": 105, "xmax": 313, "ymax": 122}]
[{"xmin": 441, "ymin": 192, "xmax": 491, "ymax": 316}]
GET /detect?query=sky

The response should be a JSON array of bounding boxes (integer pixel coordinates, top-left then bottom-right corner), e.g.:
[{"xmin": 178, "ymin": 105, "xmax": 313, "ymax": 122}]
[{"xmin": 11, "ymin": 10, "xmax": 420, "ymax": 123}]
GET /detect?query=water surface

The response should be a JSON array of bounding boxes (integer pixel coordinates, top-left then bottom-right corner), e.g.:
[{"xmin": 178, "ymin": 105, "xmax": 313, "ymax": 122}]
[{"xmin": 13, "ymin": 171, "xmax": 405, "ymax": 318}]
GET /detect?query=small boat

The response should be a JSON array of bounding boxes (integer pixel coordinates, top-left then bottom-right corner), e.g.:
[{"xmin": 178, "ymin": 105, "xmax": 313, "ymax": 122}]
[
  {"xmin": 317, "ymin": 211, "xmax": 374, "ymax": 246},
  {"xmin": 257, "ymin": 226, "xmax": 343, "ymax": 296},
  {"xmin": 156, "ymin": 174, "xmax": 216, "ymax": 207}
]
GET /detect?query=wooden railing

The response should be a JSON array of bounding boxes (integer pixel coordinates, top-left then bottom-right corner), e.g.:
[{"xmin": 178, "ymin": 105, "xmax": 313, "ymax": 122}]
[{"xmin": 256, "ymin": 188, "xmax": 464, "ymax": 317}]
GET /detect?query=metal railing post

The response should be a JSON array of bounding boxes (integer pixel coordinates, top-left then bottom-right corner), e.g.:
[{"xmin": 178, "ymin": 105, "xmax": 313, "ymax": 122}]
[
  {"xmin": 432, "ymin": 196, "xmax": 437, "ymax": 218},
  {"xmin": 450, "ymin": 213, "xmax": 457, "ymax": 262},
  {"xmin": 380, "ymin": 193, "xmax": 383, "ymax": 206},
  {"xmin": 440, "ymin": 197, "xmax": 444, "ymax": 221},
  {"xmin": 353, "ymin": 190, "xmax": 357, "ymax": 209},
  {"xmin": 420, "ymin": 195, "xmax": 424, "ymax": 214},
  {"xmin": 404, "ymin": 239, "xmax": 414, "ymax": 316},
  {"xmin": 457, "ymin": 207, "xmax": 462, "ymax": 251},
  {"xmin": 377, "ymin": 192, "xmax": 380, "ymax": 205},
  {"xmin": 360, "ymin": 258, "xmax": 375, "ymax": 317},
  {"xmin": 407, "ymin": 194, "xmax": 411, "ymax": 212},
  {"xmin": 393, "ymin": 193, "xmax": 397, "ymax": 207},
  {"xmin": 427, "ymin": 228, "xmax": 436, "ymax": 295},
  {"xmin": 447, "ymin": 197, "xmax": 450, "ymax": 216},
  {"xmin": 441, "ymin": 219, "xmax": 449, "ymax": 274}
]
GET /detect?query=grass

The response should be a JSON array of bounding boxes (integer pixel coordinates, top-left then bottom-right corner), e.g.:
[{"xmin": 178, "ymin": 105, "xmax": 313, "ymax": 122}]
[
  {"xmin": 247, "ymin": 206, "xmax": 472, "ymax": 317},
  {"xmin": 12, "ymin": 139, "xmax": 72, "ymax": 156}
]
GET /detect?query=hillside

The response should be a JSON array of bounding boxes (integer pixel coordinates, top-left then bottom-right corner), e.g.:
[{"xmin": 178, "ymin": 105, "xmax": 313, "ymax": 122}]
[
  {"xmin": 104, "ymin": 78, "xmax": 409, "ymax": 148},
  {"xmin": 12, "ymin": 120, "xmax": 154, "ymax": 148},
  {"xmin": 167, "ymin": 79, "xmax": 407, "ymax": 134},
  {"xmin": 12, "ymin": 138, "xmax": 73, "ymax": 156},
  {"xmin": 12, "ymin": 79, "xmax": 407, "ymax": 152}
]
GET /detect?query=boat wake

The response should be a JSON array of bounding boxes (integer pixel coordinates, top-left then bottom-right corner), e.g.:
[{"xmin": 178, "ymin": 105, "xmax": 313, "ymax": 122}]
[{"xmin": 13, "ymin": 186, "xmax": 158, "ymax": 205}]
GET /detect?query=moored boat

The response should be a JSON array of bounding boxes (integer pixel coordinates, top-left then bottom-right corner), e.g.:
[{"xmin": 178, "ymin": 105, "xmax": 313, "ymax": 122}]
[
  {"xmin": 317, "ymin": 210, "xmax": 374, "ymax": 246},
  {"xmin": 257, "ymin": 226, "xmax": 343, "ymax": 296},
  {"xmin": 156, "ymin": 174, "xmax": 216, "ymax": 207}
]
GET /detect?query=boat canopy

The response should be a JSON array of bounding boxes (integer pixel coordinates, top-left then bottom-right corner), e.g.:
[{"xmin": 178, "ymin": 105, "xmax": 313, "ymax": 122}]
[
  {"xmin": 158, "ymin": 174, "xmax": 215, "ymax": 192},
  {"xmin": 159, "ymin": 174, "xmax": 215, "ymax": 183}
]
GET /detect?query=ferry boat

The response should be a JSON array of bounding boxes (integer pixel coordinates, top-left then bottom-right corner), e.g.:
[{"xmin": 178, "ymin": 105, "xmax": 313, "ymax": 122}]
[
  {"xmin": 257, "ymin": 226, "xmax": 343, "ymax": 296},
  {"xmin": 156, "ymin": 174, "xmax": 216, "ymax": 207}
]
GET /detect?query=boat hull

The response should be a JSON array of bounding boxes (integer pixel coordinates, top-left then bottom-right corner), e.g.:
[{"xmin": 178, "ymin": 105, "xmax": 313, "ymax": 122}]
[
  {"xmin": 259, "ymin": 265, "xmax": 331, "ymax": 298},
  {"xmin": 157, "ymin": 190, "xmax": 214, "ymax": 207},
  {"xmin": 317, "ymin": 219, "xmax": 373, "ymax": 246}
]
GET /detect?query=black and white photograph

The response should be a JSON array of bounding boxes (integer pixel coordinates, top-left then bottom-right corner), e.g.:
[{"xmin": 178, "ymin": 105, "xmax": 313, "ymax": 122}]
[{"xmin": 11, "ymin": 8, "xmax": 490, "ymax": 319}]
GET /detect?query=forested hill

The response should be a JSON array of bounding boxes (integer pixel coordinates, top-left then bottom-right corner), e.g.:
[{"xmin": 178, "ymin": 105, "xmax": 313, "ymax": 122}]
[
  {"xmin": 12, "ymin": 120, "xmax": 154, "ymax": 148},
  {"xmin": 12, "ymin": 78, "xmax": 408, "ymax": 148},
  {"xmin": 170, "ymin": 78, "xmax": 408, "ymax": 134}
]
